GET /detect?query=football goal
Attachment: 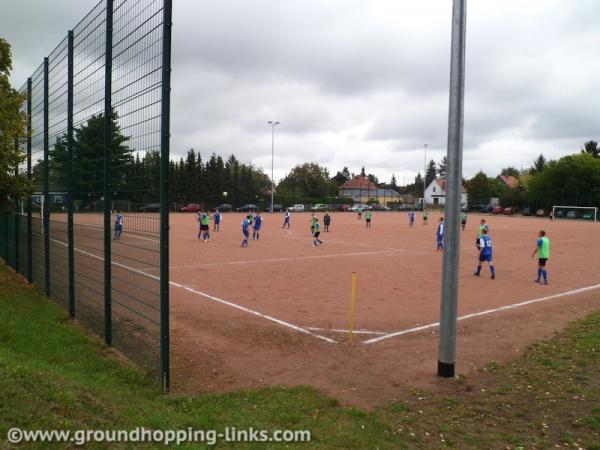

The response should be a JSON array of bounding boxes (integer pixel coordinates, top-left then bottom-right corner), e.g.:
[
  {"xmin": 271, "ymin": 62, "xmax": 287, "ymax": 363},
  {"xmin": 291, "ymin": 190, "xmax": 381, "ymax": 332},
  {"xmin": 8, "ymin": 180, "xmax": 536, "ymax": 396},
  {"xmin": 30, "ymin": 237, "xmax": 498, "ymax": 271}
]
[{"xmin": 552, "ymin": 205, "xmax": 597, "ymax": 222}]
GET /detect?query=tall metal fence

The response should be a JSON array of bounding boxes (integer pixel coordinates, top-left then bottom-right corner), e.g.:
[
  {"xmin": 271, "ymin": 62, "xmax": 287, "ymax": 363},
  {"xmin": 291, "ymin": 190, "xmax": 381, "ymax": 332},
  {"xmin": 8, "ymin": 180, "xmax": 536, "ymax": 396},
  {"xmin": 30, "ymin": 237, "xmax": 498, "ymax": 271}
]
[{"xmin": 0, "ymin": 0, "xmax": 172, "ymax": 390}]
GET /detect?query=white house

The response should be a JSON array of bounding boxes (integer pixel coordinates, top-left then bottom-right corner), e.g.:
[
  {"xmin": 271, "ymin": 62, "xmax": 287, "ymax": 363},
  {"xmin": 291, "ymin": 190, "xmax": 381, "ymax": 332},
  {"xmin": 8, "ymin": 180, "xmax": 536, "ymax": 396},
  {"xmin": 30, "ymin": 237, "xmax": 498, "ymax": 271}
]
[{"xmin": 424, "ymin": 178, "xmax": 468, "ymax": 207}]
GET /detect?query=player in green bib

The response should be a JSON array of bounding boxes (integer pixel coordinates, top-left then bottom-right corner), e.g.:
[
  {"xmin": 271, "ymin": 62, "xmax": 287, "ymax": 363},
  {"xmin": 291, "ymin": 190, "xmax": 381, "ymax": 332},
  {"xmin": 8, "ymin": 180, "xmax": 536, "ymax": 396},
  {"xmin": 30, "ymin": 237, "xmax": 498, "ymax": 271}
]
[
  {"xmin": 423, "ymin": 209, "xmax": 428, "ymax": 225},
  {"xmin": 531, "ymin": 230, "xmax": 550, "ymax": 284},
  {"xmin": 365, "ymin": 210, "xmax": 372, "ymax": 228},
  {"xmin": 461, "ymin": 212, "xmax": 467, "ymax": 231}
]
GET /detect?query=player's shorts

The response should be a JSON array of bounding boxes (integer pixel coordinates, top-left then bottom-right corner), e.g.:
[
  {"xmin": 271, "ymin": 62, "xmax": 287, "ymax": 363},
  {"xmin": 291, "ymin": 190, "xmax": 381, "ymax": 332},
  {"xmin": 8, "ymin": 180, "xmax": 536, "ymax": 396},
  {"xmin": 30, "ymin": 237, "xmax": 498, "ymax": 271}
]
[
  {"xmin": 200, "ymin": 224, "xmax": 209, "ymax": 231},
  {"xmin": 314, "ymin": 232, "xmax": 320, "ymax": 238},
  {"xmin": 243, "ymin": 230, "xmax": 249, "ymax": 238},
  {"xmin": 115, "ymin": 225, "xmax": 122, "ymax": 230},
  {"xmin": 538, "ymin": 258, "xmax": 548, "ymax": 266},
  {"xmin": 437, "ymin": 236, "xmax": 443, "ymax": 242},
  {"xmin": 366, "ymin": 218, "xmax": 371, "ymax": 222},
  {"xmin": 461, "ymin": 220, "xmax": 467, "ymax": 224},
  {"xmin": 479, "ymin": 253, "xmax": 492, "ymax": 263},
  {"xmin": 254, "ymin": 226, "xmax": 261, "ymax": 231}
]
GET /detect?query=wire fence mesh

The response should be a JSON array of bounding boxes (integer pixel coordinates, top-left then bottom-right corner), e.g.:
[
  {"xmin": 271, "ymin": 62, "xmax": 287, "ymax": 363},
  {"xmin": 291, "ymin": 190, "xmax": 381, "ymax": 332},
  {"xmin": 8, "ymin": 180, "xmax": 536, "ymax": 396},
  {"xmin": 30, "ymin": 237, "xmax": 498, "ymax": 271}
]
[{"xmin": 1, "ymin": 0, "xmax": 171, "ymax": 388}]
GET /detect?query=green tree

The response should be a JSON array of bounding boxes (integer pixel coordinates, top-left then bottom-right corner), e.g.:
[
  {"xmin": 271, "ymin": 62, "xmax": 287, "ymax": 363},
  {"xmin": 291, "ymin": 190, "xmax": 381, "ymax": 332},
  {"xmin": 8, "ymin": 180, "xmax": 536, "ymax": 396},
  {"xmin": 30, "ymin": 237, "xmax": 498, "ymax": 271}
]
[
  {"xmin": 0, "ymin": 38, "xmax": 30, "ymax": 211},
  {"xmin": 425, "ymin": 160, "xmax": 437, "ymax": 187},
  {"xmin": 500, "ymin": 167, "xmax": 520, "ymax": 177},
  {"xmin": 438, "ymin": 156, "xmax": 447, "ymax": 178},
  {"xmin": 581, "ymin": 140, "xmax": 599, "ymax": 158},
  {"xmin": 332, "ymin": 167, "xmax": 350, "ymax": 187},
  {"xmin": 525, "ymin": 152, "xmax": 600, "ymax": 209},
  {"xmin": 390, "ymin": 174, "xmax": 398, "ymax": 190},
  {"xmin": 530, "ymin": 154, "xmax": 547, "ymax": 175},
  {"xmin": 277, "ymin": 163, "xmax": 336, "ymax": 202},
  {"xmin": 47, "ymin": 112, "xmax": 132, "ymax": 205},
  {"xmin": 466, "ymin": 171, "xmax": 491, "ymax": 208}
]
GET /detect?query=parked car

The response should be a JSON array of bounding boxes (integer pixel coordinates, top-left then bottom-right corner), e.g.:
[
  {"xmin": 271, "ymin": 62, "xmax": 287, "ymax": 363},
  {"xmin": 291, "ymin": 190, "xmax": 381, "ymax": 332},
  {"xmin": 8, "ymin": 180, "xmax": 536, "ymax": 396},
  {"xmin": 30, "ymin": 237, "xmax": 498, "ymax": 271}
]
[
  {"xmin": 582, "ymin": 212, "xmax": 594, "ymax": 220},
  {"xmin": 461, "ymin": 204, "xmax": 468, "ymax": 212},
  {"xmin": 180, "ymin": 203, "xmax": 202, "ymax": 213},
  {"xmin": 264, "ymin": 204, "xmax": 283, "ymax": 212},
  {"xmin": 555, "ymin": 210, "xmax": 565, "ymax": 218},
  {"xmin": 521, "ymin": 207, "xmax": 531, "ymax": 216},
  {"xmin": 287, "ymin": 204, "xmax": 305, "ymax": 212},
  {"xmin": 566, "ymin": 211, "xmax": 577, "ymax": 219},
  {"xmin": 479, "ymin": 204, "xmax": 494, "ymax": 213},
  {"xmin": 236, "ymin": 204, "xmax": 258, "ymax": 212},
  {"xmin": 503, "ymin": 207, "xmax": 514, "ymax": 215},
  {"xmin": 371, "ymin": 204, "xmax": 391, "ymax": 211},
  {"xmin": 139, "ymin": 203, "xmax": 160, "ymax": 212},
  {"xmin": 536, "ymin": 209, "xmax": 547, "ymax": 217},
  {"xmin": 212, "ymin": 203, "xmax": 233, "ymax": 212},
  {"xmin": 310, "ymin": 203, "xmax": 328, "ymax": 212},
  {"xmin": 349, "ymin": 204, "xmax": 371, "ymax": 212},
  {"xmin": 492, "ymin": 206, "xmax": 504, "ymax": 214},
  {"xmin": 338, "ymin": 204, "xmax": 351, "ymax": 212}
]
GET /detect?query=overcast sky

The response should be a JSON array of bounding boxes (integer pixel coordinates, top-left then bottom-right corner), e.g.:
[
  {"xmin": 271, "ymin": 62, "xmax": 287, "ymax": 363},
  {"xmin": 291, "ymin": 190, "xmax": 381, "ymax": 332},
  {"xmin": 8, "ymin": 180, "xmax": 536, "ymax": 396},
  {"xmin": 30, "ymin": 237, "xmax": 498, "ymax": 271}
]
[{"xmin": 2, "ymin": 0, "xmax": 599, "ymax": 184}]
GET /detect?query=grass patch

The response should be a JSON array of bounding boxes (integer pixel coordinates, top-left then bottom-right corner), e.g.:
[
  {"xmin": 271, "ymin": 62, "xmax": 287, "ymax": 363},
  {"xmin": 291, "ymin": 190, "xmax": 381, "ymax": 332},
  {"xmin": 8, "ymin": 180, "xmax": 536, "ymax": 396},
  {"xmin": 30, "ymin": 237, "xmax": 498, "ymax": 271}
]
[{"xmin": 0, "ymin": 263, "xmax": 599, "ymax": 448}]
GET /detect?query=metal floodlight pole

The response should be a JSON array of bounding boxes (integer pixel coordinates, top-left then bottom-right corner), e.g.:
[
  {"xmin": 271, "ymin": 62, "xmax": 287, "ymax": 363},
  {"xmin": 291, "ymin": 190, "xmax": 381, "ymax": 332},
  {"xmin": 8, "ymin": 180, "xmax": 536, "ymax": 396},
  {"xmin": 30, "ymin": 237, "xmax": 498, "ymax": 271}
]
[
  {"xmin": 424, "ymin": 143, "xmax": 428, "ymax": 207},
  {"xmin": 438, "ymin": 0, "xmax": 467, "ymax": 378},
  {"xmin": 268, "ymin": 121, "xmax": 279, "ymax": 213}
]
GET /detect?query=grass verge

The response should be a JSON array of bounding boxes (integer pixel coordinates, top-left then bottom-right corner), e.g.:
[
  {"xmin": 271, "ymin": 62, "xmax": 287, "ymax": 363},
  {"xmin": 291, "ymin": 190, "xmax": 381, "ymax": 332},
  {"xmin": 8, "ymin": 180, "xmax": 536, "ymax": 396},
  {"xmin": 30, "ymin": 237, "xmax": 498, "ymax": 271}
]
[{"xmin": 0, "ymin": 263, "xmax": 598, "ymax": 449}]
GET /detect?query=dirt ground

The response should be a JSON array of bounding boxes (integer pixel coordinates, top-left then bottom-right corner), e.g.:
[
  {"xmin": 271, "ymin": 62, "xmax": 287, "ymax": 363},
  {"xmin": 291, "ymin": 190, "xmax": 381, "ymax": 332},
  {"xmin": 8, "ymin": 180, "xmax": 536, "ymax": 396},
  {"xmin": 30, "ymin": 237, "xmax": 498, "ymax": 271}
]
[{"xmin": 162, "ymin": 211, "xmax": 600, "ymax": 407}]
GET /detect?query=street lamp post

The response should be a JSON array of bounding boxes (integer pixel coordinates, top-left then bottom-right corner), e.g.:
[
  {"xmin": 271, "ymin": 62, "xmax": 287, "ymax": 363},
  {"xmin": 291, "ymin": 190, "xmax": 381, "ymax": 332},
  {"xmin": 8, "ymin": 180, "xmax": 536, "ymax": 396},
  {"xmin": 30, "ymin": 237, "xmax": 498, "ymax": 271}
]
[{"xmin": 268, "ymin": 121, "xmax": 280, "ymax": 213}]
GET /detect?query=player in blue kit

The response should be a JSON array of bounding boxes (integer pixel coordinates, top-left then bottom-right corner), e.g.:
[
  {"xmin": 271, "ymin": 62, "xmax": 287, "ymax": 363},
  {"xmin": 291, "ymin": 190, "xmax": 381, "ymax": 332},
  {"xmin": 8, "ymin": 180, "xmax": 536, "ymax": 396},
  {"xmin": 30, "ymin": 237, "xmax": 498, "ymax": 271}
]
[
  {"xmin": 312, "ymin": 218, "xmax": 323, "ymax": 247},
  {"xmin": 436, "ymin": 217, "xmax": 444, "ymax": 251},
  {"xmin": 408, "ymin": 210, "xmax": 416, "ymax": 227},
  {"xmin": 114, "ymin": 211, "xmax": 123, "ymax": 240},
  {"xmin": 282, "ymin": 210, "xmax": 290, "ymax": 228},
  {"xmin": 213, "ymin": 209, "xmax": 221, "ymax": 232},
  {"xmin": 252, "ymin": 212, "xmax": 263, "ymax": 240},
  {"xmin": 241, "ymin": 216, "xmax": 251, "ymax": 247},
  {"xmin": 474, "ymin": 226, "xmax": 495, "ymax": 279}
]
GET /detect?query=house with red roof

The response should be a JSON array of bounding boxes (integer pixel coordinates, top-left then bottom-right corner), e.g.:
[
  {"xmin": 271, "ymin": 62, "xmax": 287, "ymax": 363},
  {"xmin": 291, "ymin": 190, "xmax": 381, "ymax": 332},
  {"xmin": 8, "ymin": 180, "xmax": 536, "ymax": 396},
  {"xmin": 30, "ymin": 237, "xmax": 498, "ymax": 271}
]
[
  {"xmin": 338, "ymin": 176, "xmax": 399, "ymax": 205},
  {"xmin": 497, "ymin": 175, "xmax": 520, "ymax": 189},
  {"xmin": 424, "ymin": 178, "xmax": 468, "ymax": 207}
]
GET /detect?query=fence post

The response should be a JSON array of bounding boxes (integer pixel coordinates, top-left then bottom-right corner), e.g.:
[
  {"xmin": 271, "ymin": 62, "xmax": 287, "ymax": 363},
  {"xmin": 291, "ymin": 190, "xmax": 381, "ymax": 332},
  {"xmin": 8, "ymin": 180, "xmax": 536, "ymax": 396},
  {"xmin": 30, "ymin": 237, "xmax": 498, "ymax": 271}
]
[
  {"xmin": 14, "ymin": 140, "xmax": 20, "ymax": 274},
  {"xmin": 67, "ymin": 30, "xmax": 75, "ymax": 318},
  {"xmin": 27, "ymin": 77, "xmax": 33, "ymax": 283},
  {"xmin": 103, "ymin": 0, "xmax": 114, "ymax": 346},
  {"xmin": 43, "ymin": 57, "xmax": 50, "ymax": 297},
  {"xmin": 160, "ymin": 0, "xmax": 173, "ymax": 393}
]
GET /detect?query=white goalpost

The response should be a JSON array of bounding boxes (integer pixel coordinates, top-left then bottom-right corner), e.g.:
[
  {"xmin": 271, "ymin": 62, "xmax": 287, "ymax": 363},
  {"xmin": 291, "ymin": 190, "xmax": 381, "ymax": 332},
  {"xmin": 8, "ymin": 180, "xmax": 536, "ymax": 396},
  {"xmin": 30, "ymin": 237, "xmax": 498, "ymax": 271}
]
[{"xmin": 552, "ymin": 205, "xmax": 597, "ymax": 222}]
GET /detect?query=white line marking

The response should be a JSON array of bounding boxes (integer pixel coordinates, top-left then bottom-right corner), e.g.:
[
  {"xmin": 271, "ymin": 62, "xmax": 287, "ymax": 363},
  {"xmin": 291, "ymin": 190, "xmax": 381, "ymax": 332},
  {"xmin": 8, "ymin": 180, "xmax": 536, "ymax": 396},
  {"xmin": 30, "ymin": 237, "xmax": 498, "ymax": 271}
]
[
  {"xmin": 364, "ymin": 283, "xmax": 600, "ymax": 344},
  {"xmin": 50, "ymin": 238, "xmax": 336, "ymax": 344},
  {"xmin": 168, "ymin": 248, "xmax": 404, "ymax": 270},
  {"xmin": 306, "ymin": 327, "xmax": 388, "ymax": 335}
]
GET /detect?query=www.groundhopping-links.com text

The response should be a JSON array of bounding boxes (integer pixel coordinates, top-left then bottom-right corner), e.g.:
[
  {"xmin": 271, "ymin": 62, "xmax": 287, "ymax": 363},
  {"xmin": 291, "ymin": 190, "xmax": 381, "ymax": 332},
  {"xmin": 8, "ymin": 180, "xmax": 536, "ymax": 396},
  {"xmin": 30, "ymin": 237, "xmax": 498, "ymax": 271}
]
[{"xmin": 5, "ymin": 427, "xmax": 312, "ymax": 446}]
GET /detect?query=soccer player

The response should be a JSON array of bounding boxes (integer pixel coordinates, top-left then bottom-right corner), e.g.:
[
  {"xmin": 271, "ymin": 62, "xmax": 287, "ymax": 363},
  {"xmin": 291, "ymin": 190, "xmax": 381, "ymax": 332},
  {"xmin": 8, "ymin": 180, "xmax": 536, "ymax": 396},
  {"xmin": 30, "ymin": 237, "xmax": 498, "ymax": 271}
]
[
  {"xmin": 461, "ymin": 211, "xmax": 467, "ymax": 231},
  {"xmin": 282, "ymin": 210, "xmax": 290, "ymax": 228},
  {"xmin": 241, "ymin": 216, "xmax": 251, "ymax": 247},
  {"xmin": 436, "ymin": 217, "xmax": 444, "ymax": 251},
  {"xmin": 422, "ymin": 209, "xmax": 428, "ymax": 225},
  {"xmin": 408, "ymin": 210, "xmax": 416, "ymax": 227},
  {"xmin": 474, "ymin": 226, "xmax": 495, "ymax": 279},
  {"xmin": 198, "ymin": 211, "xmax": 210, "ymax": 241},
  {"xmin": 252, "ymin": 212, "xmax": 263, "ymax": 240},
  {"xmin": 357, "ymin": 205, "xmax": 363, "ymax": 220},
  {"xmin": 213, "ymin": 209, "xmax": 221, "ymax": 232},
  {"xmin": 476, "ymin": 218, "xmax": 487, "ymax": 247},
  {"xmin": 323, "ymin": 211, "xmax": 331, "ymax": 232},
  {"xmin": 365, "ymin": 210, "xmax": 372, "ymax": 228},
  {"xmin": 114, "ymin": 211, "xmax": 123, "ymax": 240},
  {"xmin": 531, "ymin": 230, "xmax": 550, "ymax": 284},
  {"xmin": 312, "ymin": 217, "xmax": 323, "ymax": 246}
]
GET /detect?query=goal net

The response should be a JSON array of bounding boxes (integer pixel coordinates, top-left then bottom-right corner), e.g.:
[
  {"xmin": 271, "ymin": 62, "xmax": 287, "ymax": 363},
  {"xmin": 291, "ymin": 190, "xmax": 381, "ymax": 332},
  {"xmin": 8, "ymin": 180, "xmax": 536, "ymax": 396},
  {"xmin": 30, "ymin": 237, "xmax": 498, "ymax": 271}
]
[{"xmin": 552, "ymin": 205, "xmax": 597, "ymax": 222}]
